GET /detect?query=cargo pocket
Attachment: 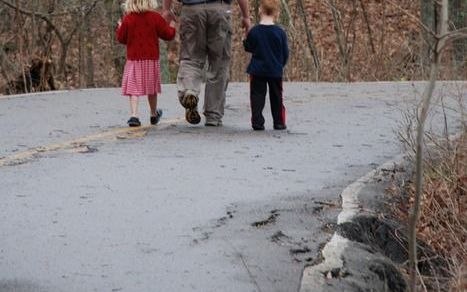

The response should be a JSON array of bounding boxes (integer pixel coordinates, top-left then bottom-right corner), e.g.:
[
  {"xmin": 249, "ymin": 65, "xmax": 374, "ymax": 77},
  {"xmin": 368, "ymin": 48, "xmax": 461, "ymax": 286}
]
[
  {"xmin": 221, "ymin": 10, "xmax": 232, "ymax": 60},
  {"xmin": 179, "ymin": 10, "xmax": 198, "ymax": 60}
]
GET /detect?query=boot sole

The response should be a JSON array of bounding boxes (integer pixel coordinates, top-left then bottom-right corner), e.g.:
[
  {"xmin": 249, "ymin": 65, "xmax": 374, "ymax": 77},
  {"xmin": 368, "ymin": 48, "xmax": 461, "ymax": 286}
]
[
  {"xmin": 183, "ymin": 94, "xmax": 200, "ymax": 124},
  {"xmin": 186, "ymin": 108, "xmax": 201, "ymax": 124},
  {"xmin": 183, "ymin": 94, "xmax": 198, "ymax": 109}
]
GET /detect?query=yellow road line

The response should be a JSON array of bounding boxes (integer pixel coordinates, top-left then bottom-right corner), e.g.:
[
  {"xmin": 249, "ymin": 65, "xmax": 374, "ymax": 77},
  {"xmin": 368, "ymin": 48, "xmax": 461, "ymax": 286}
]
[{"xmin": 0, "ymin": 117, "xmax": 183, "ymax": 167}]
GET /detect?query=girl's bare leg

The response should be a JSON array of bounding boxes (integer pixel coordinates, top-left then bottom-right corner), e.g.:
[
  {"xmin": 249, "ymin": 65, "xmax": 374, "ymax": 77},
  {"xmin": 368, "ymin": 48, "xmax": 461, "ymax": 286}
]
[
  {"xmin": 129, "ymin": 95, "xmax": 139, "ymax": 117},
  {"xmin": 148, "ymin": 94, "xmax": 157, "ymax": 116}
]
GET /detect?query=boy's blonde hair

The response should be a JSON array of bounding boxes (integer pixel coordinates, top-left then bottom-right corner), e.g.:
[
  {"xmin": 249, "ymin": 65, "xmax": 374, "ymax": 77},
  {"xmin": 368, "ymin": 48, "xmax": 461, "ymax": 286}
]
[
  {"xmin": 124, "ymin": 0, "xmax": 158, "ymax": 13},
  {"xmin": 260, "ymin": 0, "xmax": 280, "ymax": 17}
]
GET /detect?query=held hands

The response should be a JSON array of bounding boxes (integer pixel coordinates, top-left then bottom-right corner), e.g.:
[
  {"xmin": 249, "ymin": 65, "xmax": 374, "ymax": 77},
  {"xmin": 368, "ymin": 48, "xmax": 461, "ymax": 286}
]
[
  {"xmin": 162, "ymin": 9, "xmax": 177, "ymax": 24},
  {"xmin": 242, "ymin": 16, "xmax": 251, "ymax": 37}
]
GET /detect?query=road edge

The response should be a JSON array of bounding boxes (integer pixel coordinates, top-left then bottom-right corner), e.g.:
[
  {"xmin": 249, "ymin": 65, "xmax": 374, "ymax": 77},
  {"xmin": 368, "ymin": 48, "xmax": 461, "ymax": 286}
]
[{"xmin": 299, "ymin": 153, "xmax": 408, "ymax": 291}]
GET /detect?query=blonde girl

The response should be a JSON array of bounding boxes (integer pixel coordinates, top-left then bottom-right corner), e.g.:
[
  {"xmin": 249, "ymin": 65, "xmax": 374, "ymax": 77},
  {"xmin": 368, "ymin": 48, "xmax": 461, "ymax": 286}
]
[{"xmin": 117, "ymin": 0, "xmax": 176, "ymax": 127}]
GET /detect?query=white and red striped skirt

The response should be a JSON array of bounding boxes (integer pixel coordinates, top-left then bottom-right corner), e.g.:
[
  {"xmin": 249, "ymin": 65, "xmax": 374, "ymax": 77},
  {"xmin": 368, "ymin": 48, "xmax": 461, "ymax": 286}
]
[{"xmin": 122, "ymin": 59, "xmax": 161, "ymax": 96}]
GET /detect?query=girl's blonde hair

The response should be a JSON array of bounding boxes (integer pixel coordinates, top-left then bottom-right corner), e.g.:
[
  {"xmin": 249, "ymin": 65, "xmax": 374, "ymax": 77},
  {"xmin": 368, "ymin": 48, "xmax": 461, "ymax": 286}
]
[{"xmin": 123, "ymin": 0, "xmax": 158, "ymax": 13}]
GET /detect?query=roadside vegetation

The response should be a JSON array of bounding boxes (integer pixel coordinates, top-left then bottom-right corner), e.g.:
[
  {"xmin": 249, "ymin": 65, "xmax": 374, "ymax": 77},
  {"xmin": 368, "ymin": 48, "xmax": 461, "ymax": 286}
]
[{"xmin": 393, "ymin": 84, "xmax": 466, "ymax": 291}]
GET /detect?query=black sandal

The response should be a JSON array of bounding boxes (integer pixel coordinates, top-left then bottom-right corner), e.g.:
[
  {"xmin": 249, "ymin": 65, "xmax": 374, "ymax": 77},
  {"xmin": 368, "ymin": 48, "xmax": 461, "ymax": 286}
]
[
  {"xmin": 150, "ymin": 109, "xmax": 163, "ymax": 125},
  {"xmin": 127, "ymin": 117, "xmax": 141, "ymax": 127}
]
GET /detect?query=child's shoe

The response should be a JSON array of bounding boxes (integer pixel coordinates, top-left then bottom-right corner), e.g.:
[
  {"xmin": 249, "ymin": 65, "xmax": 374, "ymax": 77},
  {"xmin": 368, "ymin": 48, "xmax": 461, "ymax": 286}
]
[
  {"xmin": 205, "ymin": 119, "xmax": 223, "ymax": 127},
  {"xmin": 150, "ymin": 109, "xmax": 163, "ymax": 125},
  {"xmin": 252, "ymin": 124, "xmax": 265, "ymax": 131},
  {"xmin": 273, "ymin": 124, "xmax": 287, "ymax": 130},
  {"xmin": 127, "ymin": 117, "xmax": 141, "ymax": 127}
]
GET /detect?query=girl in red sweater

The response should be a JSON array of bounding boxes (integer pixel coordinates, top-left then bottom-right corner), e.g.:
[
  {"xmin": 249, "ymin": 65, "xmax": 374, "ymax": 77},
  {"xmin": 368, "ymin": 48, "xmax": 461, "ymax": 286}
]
[{"xmin": 117, "ymin": 0, "xmax": 176, "ymax": 127}]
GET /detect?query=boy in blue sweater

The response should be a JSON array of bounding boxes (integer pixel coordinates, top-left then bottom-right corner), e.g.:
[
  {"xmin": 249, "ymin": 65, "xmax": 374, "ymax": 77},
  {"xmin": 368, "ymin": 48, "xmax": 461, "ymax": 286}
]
[{"xmin": 243, "ymin": 0, "xmax": 289, "ymax": 130}]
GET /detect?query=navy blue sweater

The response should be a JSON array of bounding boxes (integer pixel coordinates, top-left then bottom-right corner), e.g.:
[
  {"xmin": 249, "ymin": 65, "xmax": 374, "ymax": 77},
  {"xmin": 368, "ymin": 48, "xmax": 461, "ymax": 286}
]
[{"xmin": 244, "ymin": 24, "xmax": 289, "ymax": 78}]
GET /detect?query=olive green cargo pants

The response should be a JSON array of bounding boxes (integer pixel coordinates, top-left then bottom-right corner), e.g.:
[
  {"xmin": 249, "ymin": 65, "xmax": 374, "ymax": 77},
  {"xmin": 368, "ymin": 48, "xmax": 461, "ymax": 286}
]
[{"xmin": 177, "ymin": 2, "xmax": 232, "ymax": 123}]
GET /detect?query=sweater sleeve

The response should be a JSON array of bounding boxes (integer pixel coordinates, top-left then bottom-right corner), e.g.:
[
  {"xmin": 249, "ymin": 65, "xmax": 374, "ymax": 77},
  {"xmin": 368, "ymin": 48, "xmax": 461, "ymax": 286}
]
[
  {"xmin": 282, "ymin": 30, "xmax": 289, "ymax": 66},
  {"xmin": 116, "ymin": 16, "xmax": 128, "ymax": 44},
  {"xmin": 154, "ymin": 13, "xmax": 176, "ymax": 41},
  {"xmin": 243, "ymin": 30, "xmax": 255, "ymax": 53}
]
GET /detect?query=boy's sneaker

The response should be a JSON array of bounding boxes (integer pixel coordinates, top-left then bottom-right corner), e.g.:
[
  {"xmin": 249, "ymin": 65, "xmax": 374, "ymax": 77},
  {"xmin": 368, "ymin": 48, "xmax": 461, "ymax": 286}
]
[
  {"xmin": 274, "ymin": 124, "xmax": 287, "ymax": 130},
  {"xmin": 182, "ymin": 93, "xmax": 201, "ymax": 125},
  {"xmin": 127, "ymin": 117, "xmax": 141, "ymax": 127},
  {"xmin": 252, "ymin": 124, "xmax": 265, "ymax": 131},
  {"xmin": 205, "ymin": 120, "xmax": 223, "ymax": 127},
  {"xmin": 150, "ymin": 109, "xmax": 163, "ymax": 125}
]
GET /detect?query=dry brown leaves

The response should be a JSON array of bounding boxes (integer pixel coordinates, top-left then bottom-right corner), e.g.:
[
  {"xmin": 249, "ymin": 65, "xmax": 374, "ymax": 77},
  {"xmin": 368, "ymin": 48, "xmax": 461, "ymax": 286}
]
[{"xmin": 391, "ymin": 132, "xmax": 467, "ymax": 291}]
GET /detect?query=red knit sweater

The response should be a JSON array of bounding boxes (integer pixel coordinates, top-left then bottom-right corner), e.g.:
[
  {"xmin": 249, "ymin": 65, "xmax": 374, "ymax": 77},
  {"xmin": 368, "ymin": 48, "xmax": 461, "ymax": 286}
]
[{"xmin": 116, "ymin": 11, "xmax": 176, "ymax": 61}]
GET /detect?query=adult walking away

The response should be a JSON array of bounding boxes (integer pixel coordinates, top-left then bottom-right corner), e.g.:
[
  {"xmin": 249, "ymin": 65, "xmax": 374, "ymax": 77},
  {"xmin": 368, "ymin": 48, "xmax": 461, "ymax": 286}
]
[{"xmin": 163, "ymin": 0, "xmax": 251, "ymax": 126}]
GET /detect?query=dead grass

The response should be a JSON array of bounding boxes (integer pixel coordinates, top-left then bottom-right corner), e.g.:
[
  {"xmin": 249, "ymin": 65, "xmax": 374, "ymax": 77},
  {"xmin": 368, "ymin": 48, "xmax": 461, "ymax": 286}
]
[{"xmin": 391, "ymin": 132, "xmax": 467, "ymax": 291}]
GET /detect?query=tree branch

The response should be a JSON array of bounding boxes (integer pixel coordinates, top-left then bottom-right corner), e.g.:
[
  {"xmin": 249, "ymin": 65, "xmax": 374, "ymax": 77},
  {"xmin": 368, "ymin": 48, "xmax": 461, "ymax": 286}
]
[
  {"xmin": 0, "ymin": 0, "xmax": 65, "ymax": 44},
  {"xmin": 438, "ymin": 27, "xmax": 467, "ymax": 50}
]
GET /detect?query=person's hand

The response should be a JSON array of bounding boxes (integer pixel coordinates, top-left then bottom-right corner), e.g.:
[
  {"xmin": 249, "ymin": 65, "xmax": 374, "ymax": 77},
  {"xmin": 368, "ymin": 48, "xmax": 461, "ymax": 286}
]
[
  {"xmin": 241, "ymin": 16, "xmax": 251, "ymax": 37},
  {"xmin": 117, "ymin": 19, "xmax": 122, "ymax": 27},
  {"xmin": 162, "ymin": 9, "xmax": 176, "ymax": 23}
]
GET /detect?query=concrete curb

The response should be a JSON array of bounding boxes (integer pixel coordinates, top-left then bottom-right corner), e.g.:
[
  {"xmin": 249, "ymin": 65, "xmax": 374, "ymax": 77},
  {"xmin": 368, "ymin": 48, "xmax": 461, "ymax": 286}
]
[{"xmin": 299, "ymin": 153, "xmax": 408, "ymax": 292}]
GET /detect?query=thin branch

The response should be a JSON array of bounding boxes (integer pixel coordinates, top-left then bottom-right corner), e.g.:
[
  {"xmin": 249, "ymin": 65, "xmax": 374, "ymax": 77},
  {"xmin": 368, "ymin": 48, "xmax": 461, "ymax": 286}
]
[
  {"xmin": 279, "ymin": 0, "xmax": 295, "ymax": 32},
  {"xmin": 0, "ymin": 0, "xmax": 65, "ymax": 44},
  {"xmin": 0, "ymin": 0, "xmax": 98, "ymax": 47},
  {"xmin": 438, "ymin": 28, "xmax": 467, "ymax": 51}
]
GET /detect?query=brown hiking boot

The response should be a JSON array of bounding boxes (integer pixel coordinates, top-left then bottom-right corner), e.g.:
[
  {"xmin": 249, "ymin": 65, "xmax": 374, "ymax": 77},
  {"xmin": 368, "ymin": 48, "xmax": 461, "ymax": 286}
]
[{"xmin": 182, "ymin": 93, "xmax": 201, "ymax": 124}]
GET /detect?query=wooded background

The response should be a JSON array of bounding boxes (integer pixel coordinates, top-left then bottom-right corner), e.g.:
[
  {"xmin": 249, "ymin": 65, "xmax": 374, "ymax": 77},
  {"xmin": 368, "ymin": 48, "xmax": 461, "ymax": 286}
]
[{"xmin": 0, "ymin": 0, "xmax": 465, "ymax": 94}]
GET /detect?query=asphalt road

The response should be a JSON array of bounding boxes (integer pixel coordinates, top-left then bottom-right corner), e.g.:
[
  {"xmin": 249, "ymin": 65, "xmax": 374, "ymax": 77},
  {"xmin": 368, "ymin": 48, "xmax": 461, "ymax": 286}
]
[{"xmin": 0, "ymin": 82, "xmax": 464, "ymax": 292}]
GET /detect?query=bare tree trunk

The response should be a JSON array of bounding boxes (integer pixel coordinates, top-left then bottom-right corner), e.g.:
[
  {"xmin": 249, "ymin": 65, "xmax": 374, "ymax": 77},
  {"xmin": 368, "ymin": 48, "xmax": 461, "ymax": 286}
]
[
  {"xmin": 420, "ymin": 0, "xmax": 437, "ymax": 76},
  {"xmin": 344, "ymin": 1, "xmax": 358, "ymax": 81},
  {"xmin": 254, "ymin": 0, "xmax": 259, "ymax": 23},
  {"xmin": 29, "ymin": 0, "xmax": 38, "ymax": 57},
  {"xmin": 377, "ymin": 0, "xmax": 386, "ymax": 79},
  {"xmin": 327, "ymin": 0, "xmax": 349, "ymax": 81},
  {"xmin": 279, "ymin": 0, "xmax": 294, "ymax": 31},
  {"xmin": 409, "ymin": 1, "xmax": 448, "ymax": 291},
  {"xmin": 85, "ymin": 11, "xmax": 95, "ymax": 87},
  {"xmin": 0, "ymin": 46, "xmax": 16, "ymax": 87},
  {"xmin": 449, "ymin": 0, "xmax": 466, "ymax": 77},
  {"xmin": 15, "ymin": 0, "xmax": 28, "ymax": 92},
  {"xmin": 108, "ymin": 0, "xmax": 125, "ymax": 80},
  {"xmin": 358, "ymin": 0, "xmax": 375, "ymax": 54},
  {"xmin": 78, "ymin": 0, "xmax": 85, "ymax": 87},
  {"xmin": 297, "ymin": 0, "xmax": 320, "ymax": 79}
]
